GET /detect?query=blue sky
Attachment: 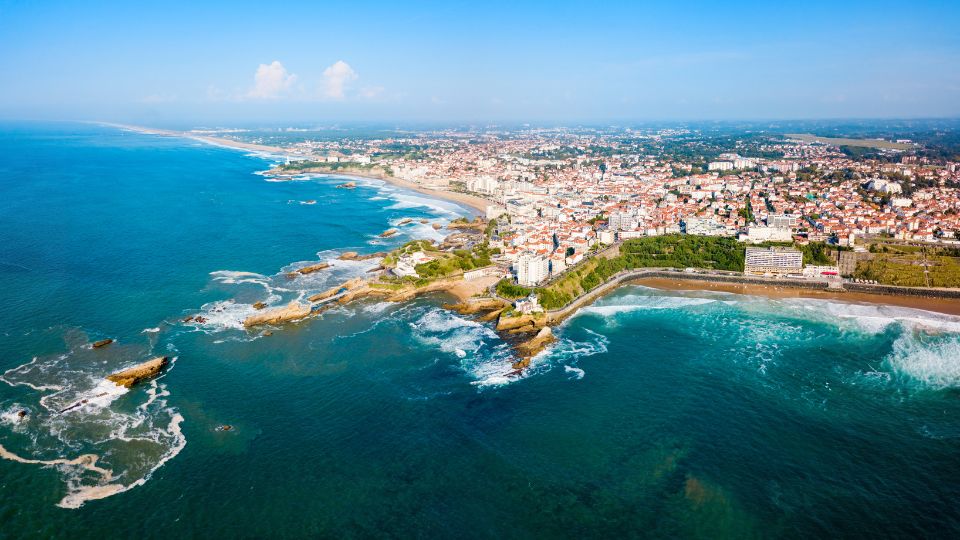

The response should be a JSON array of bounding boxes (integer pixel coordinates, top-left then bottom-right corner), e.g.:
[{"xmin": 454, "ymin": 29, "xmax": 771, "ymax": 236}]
[{"xmin": 0, "ymin": 0, "xmax": 958, "ymax": 123}]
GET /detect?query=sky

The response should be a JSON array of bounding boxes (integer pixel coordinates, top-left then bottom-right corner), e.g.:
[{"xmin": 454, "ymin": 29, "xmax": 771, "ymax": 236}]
[{"xmin": 0, "ymin": 0, "xmax": 958, "ymax": 124}]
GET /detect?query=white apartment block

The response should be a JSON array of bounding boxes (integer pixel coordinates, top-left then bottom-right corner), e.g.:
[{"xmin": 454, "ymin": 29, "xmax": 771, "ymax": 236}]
[
  {"xmin": 515, "ymin": 253, "xmax": 550, "ymax": 286},
  {"xmin": 708, "ymin": 161, "xmax": 734, "ymax": 171},
  {"xmin": 744, "ymin": 247, "xmax": 803, "ymax": 276}
]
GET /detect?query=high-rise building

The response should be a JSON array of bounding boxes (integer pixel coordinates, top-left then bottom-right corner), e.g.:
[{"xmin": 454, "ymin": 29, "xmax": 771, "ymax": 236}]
[
  {"xmin": 744, "ymin": 247, "xmax": 803, "ymax": 276},
  {"xmin": 515, "ymin": 253, "xmax": 550, "ymax": 286}
]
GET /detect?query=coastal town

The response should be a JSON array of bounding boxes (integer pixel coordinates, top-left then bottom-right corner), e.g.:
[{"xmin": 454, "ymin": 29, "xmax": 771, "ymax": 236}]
[
  {"xmin": 116, "ymin": 124, "xmax": 946, "ymax": 377},
  {"xmin": 230, "ymin": 125, "xmax": 960, "ymax": 290}
]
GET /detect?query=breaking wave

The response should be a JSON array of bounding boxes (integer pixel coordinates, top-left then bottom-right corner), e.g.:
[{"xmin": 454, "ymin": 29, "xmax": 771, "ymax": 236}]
[
  {"xmin": 885, "ymin": 333, "xmax": 960, "ymax": 389},
  {"xmin": 0, "ymin": 331, "xmax": 185, "ymax": 508},
  {"xmin": 576, "ymin": 294, "xmax": 716, "ymax": 319}
]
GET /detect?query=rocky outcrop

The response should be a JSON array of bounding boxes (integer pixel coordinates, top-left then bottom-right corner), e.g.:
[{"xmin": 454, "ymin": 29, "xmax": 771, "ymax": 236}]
[
  {"xmin": 431, "ymin": 223, "xmax": 442, "ymax": 230},
  {"xmin": 243, "ymin": 301, "xmax": 312, "ymax": 327},
  {"xmin": 508, "ymin": 325, "xmax": 536, "ymax": 334},
  {"xmin": 380, "ymin": 228, "xmax": 399, "ymax": 238},
  {"xmin": 398, "ymin": 218, "xmax": 412, "ymax": 225},
  {"xmin": 336, "ymin": 181, "xmax": 356, "ymax": 189},
  {"xmin": 92, "ymin": 339, "xmax": 114, "ymax": 349},
  {"xmin": 479, "ymin": 308, "xmax": 505, "ymax": 322},
  {"xmin": 106, "ymin": 356, "xmax": 169, "ymax": 388},
  {"xmin": 355, "ymin": 251, "xmax": 388, "ymax": 261},
  {"xmin": 496, "ymin": 313, "xmax": 547, "ymax": 332},
  {"xmin": 252, "ymin": 302, "xmax": 267, "ymax": 310},
  {"xmin": 307, "ymin": 277, "xmax": 366, "ymax": 303},
  {"xmin": 516, "ymin": 327, "xmax": 555, "ymax": 358},
  {"xmin": 290, "ymin": 262, "xmax": 330, "ymax": 277},
  {"xmin": 444, "ymin": 298, "xmax": 508, "ymax": 315},
  {"xmin": 448, "ymin": 218, "xmax": 486, "ymax": 231},
  {"xmin": 338, "ymin": 251, "xmax": 359, "ymax": 260}
]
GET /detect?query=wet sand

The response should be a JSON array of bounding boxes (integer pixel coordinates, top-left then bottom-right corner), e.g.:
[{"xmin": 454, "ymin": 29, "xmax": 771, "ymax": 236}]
[{"xmin": 633, "ymin": 277, "xmax": 960, "ymax": 316}]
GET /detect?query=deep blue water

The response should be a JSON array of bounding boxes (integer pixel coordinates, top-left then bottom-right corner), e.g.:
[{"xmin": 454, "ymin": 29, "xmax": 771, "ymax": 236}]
[{"xmin": 1, "ymin": 123, "xmax": 960, "ymax": 538}]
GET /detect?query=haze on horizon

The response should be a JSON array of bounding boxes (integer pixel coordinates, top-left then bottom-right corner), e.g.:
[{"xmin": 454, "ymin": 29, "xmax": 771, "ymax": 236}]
[{"xmin": 0, "ymin": 0, "xmax": 958, "ymax": 124}]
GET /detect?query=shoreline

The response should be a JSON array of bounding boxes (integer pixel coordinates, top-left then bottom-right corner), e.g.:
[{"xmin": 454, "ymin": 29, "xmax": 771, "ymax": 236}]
[
  {"xmin": 102, "ymin": 122, "xmax": 494, "ymax": 216},
  {"xmin": 542, "ymin": 270, "xmax": 960, "ymax": 323},
  {"xmin": 631, "ymin": 277, "xmax": 960, "ymax": 316}
]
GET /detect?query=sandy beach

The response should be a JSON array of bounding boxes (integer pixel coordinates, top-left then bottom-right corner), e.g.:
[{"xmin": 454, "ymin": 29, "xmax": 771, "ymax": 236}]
[
  {"xmin": 104, "ymin": 123, "xmax": 495, "ymax": 215},
  {"xmin": 632, "ymin": 277, "xmax": 960, "ymax": 316}
]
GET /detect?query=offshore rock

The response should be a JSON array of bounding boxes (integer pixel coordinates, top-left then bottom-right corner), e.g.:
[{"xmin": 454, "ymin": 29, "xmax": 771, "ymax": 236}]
[
  {"xmin": 92, "ymin": 338, "xmax": 114, "ymax": 349},
  {"xmin": 293, "ymin": 262, "xmax": 330, "ymax": 275},
  {"xmin": 380, "ymin": 228, "xmax": 399, "ymax": 238},
  {"xmin": 106, "ymin": 356, "xmax": 169, "ymax": 388},
  {"xmin": 338, "ymin": 251, "xmax": 359, "ymax": 260},
  {"xmin": 252, "ymin": 301, "xmax": 267, "ymax": 310},
  {"xmin": 243, "ymin": 301, "xmax": 312, "ymax": 327},
  {"xmin": 516, "ymin": 327, "xmax": 555, "ymax": 358}
]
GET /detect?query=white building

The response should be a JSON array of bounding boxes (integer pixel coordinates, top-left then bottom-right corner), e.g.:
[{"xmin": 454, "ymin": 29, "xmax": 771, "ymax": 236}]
[
  {"xmin": 394, "ymin": 251, "xmax": 431, "ymax": 278},
  {"xmin": 733, "ymin": 157, "xmax": 756, "ymax": 170},
  {"xmin": 514, "ymin": 294, "xmax": 543, "ymax": 314},
  {"xmin": 466, "ymin": 176, "xmax": 500, "ymax": 195},
  {"xmin": 743, "ymin": 226, "xmax": 792, "ymax": 243},
  {"xmin": 515, "ymin": 253, "xmax": 550, "ymax": 286},
  {"xmin": 867, "ymin": 179, "xmax": 903, "ymax": 194},
  {"xmin": 768, "ymin": 214, "xmax": 797, "ymax": 229},
  {"xmin": 744, "ymin": 247, "xmax": 803, "ymax": 276},
  {"xmin": 608, "ymin": 210, "xmax": 636, "ymax": 231},
  {"xmin": 891, "ymin": 197, "xmax": 913, "ymax": 208},
  {"xmin": 708, "ymin": 161, "xmax": 734, "ymax": 171}
]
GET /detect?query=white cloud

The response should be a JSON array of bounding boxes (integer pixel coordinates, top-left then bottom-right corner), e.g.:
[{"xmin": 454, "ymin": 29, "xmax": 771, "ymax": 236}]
[
  {"xmin": 247, "ymin": 61, "xmax": 297, "ymax": 99},
  {"xmin": 322, "ymin": 60, "xmax": 358, "ymax": 100}
]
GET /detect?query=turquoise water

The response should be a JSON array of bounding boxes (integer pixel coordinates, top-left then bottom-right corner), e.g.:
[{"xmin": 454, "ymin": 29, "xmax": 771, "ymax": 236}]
[{"xmin": 1, "ymin": 124, "xmax": 960, "ymax": 538}]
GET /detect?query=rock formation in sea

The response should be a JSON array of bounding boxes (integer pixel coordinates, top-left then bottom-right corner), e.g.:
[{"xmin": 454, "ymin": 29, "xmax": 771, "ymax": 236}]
[
  {"xmin": 106, "ymin": 356, "xmax": 169, "ymax": 388},
  {"xmin": 515, "ymin": 327, "xmax": 555, "ymax": 358},
  {"xmin": 243, "ymin": 301, "xmax": 312, "ymax": 327},
  {"xmin": 290, "ymin": 262, "xmax": 330, "ymax": 277},
  {"xmin": 308, "ymin": 278, "xmax": 366, "ymax": 303}
]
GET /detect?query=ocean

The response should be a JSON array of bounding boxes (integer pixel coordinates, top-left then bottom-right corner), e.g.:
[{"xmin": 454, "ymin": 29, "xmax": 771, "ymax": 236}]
[{"xmin": 1, "ymin": 123, "xmax": 959, "ymax": 538}]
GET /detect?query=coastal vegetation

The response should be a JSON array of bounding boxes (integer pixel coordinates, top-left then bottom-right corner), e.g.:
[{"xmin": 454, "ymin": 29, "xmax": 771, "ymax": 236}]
[
  {"xmin": 496, "ymin": 279, "xmax": 532, "ymax": 299},
  {"xmin": 855, "ymin": 244, "xmax": 960, "ymax": 287},
  {"xmin": 414, "ymin": 245, "xmax": 493, "ymax": 279},
  {"xmin": 530, "ymin": 235, "xmax": 745, "ymax": 310},
  {"xmin": 276, "ymin": 160, "xmax": 393, "ymax": 176}
]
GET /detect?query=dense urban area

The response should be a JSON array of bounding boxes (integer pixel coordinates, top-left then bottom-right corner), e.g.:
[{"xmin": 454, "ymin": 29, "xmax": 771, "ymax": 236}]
[{"xmin": 221, "ymin": 123, "xmax": 960, "ymax": 292}]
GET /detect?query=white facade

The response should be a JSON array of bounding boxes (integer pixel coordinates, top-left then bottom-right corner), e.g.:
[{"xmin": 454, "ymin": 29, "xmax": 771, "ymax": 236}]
[
  {"xmin": 515, "ymin": 253, "xmax": 550, "ymax": 286},
  {"xmin": 708, "ymin": 161, "xmax": 734, "ymax": 171},
  {"xmin": 744, "ymin": 247, "xmax": 803, "ymax": 276},
  {"xmin": 744, "ymin": 226, "xmax": 792, "ymax": 243},
  {"xmin": 768, "ymin": 214, "xmax": 797, "ymax": 229}
]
